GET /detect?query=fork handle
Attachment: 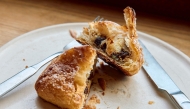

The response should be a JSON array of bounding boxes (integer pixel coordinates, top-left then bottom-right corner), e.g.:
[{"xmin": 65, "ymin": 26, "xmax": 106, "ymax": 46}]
[
  {"xmin": 0, "ymin": 67, "xmax": 36, "ymax": 98},
  {"xmin": 0, "ymin": 51, "xmax": 62, "ymax": 98}
]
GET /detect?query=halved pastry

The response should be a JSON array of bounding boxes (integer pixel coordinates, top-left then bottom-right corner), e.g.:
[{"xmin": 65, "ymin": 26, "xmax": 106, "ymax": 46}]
[
  {"xmin": 71, "ymin": 7, "xmax": 143, "ymax": 76},
  {"xmin": 35, "ymin": 45, "xmax": 97, "ymax": 109}
]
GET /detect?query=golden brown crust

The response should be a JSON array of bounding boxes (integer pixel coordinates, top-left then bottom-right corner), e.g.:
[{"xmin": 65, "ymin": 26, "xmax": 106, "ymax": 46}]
[
  {"xmin": 73, "ymin": 6, "xmax": 143, "ymax": 76},
  {"xmin": 35, "ymin": 45, "xmax": 97, "ymax": 109}
]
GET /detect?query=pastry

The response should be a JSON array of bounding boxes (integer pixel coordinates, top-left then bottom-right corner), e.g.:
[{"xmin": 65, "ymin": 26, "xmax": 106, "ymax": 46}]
[
  {"xmin": 71, "ymin": 7, "xmax": 143, "ymax": 76},
  {"xmin": 35, "ymin": 45, "xmax": 97, "ymax": 109}
]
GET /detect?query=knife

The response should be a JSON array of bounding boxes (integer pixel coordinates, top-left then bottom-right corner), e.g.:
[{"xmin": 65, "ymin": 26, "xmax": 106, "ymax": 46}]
[{"xmin": 139, "ymin": 40, "xmax": 190, "ymax": 109}]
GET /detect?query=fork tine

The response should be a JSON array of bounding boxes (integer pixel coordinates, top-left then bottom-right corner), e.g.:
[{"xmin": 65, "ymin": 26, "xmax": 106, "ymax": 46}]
[
  {"xmin": 99, "ymin": 17, "xmax": 104, "ymax": 21},
  {"xmin": 94, "ymin": 16, "xmax": 100, "ymax": 22},
  {"xmin": 94, "ymin": 16, "xmax": 107, "ymax": 22}
]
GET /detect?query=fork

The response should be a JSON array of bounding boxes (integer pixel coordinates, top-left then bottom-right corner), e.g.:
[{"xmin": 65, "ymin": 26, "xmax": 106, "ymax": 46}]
[
  {"xmin": 0, "ymin": 16, "xmax": 104, "ymax": 98},
  {"xmin": 0, "ymin": 40, "xmax": 81, "ymax": 98}
]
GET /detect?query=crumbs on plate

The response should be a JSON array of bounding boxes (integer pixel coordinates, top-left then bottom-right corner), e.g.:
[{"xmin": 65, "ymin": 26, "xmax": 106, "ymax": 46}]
[
  {"xmin": 98, "ymin": 78, "xmax": 106, "ymax": 91},
  {"xmin": 83, "ymin": 94, "xmax": 100, "ymax": 109},
  {"xmin": 148, "ymin": 101, "xmax": 154, "ymax": 105}
]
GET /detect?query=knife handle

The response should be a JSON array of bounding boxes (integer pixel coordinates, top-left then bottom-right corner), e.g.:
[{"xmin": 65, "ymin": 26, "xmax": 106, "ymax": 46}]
[{"xmin": 169, "ymin": 91, "xmax": 190, "ymax": 109}]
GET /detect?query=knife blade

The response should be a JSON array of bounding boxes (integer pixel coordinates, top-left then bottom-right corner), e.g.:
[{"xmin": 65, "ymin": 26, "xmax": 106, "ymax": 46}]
[{"xmin": 139, "ymin": 40, "xmax": 190, "ymax": 109}]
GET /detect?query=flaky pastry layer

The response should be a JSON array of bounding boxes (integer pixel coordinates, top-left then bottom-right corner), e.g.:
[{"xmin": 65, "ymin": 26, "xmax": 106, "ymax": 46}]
[
  {"xmin": 73, "ymin": 7, "xmax": 143, "ymax": 76},
  {"xmin": 35, "ymin": 45, "xmax": 97, "ymax": 109}
]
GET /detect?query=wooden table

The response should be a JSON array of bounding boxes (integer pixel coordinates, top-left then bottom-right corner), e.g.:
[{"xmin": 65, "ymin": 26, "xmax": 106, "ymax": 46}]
[{"xmin": 0, "ymin": 0, "xmax": 190, "ymax": 57}]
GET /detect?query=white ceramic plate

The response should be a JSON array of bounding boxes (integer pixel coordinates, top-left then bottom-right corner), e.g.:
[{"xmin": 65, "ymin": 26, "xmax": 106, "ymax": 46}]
[{"xmin": 0, "ymin": 23, "xmax": 189, "ymax": 109}]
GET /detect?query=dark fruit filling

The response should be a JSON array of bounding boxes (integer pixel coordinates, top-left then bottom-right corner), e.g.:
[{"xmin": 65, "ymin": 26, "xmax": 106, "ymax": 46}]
[
  {"xmin": 94, "ymin": 36, "xmax": 106, "ymax": 47},
  {"xmin": 94, "ymin": 36, "xmax": 131, "ymax": 61},
  {"xmin": 100, "ymin": 43, "xmax": 107, "ymax": 51},
  {"xmin": 111, "ymin": 49, "xmax": 131, "ymax": 61}
]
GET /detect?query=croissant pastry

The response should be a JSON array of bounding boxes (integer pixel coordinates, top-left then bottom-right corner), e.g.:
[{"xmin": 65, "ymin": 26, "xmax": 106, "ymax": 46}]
[
  {"xmin": 72, "ymin": 7, "xmax": 143, "ymax": 76},
  {"xmin": 35, "ymin": 45, "xmax": 97, "ymax": 109}
]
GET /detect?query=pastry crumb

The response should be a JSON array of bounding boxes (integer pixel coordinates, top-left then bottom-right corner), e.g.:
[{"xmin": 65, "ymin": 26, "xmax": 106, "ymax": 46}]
[
  {"xmin": 111, "ymin": 90, "xmax": 118, "ymax": 94},
  {"xmin": 102, "ymin": 92, "xmax": 105, "ymax": 96},
  {"xmin": 84, "ymin": 94, "xmax": 100, "ymax": 109},
  {"xmin": 25, "ymin": 65, "xmax": 28, "ymax": 68},
  {"xmin": 99, "ymin": 61, "xmax": 105, "ymax": 69},
  {"xmin": 98, "ymin": 78, "xmax": 106, "ymax": 91},
  {"xmin": 23, "ymin": 59, "xmax": 25, "ymax": 61},
  {"xmin": 117, "ymin": 106, "xmax": 120, "ymax": 109},
  {"xmin": 148, "ymin": 101, "xmax": 154, "ymax": 105}
]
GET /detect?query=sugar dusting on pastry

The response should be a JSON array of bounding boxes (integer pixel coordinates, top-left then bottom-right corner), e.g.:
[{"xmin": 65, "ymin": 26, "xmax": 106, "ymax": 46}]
[{"xmin": 35, "ymin": 45, "xmax": 97, "ymax": 109}]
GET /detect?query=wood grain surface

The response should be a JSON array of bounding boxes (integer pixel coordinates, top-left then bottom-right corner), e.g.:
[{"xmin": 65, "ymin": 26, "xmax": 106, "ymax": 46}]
[{"xmin": 0, "ymin": 0, "xmax": 190, "ymax": 57}]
